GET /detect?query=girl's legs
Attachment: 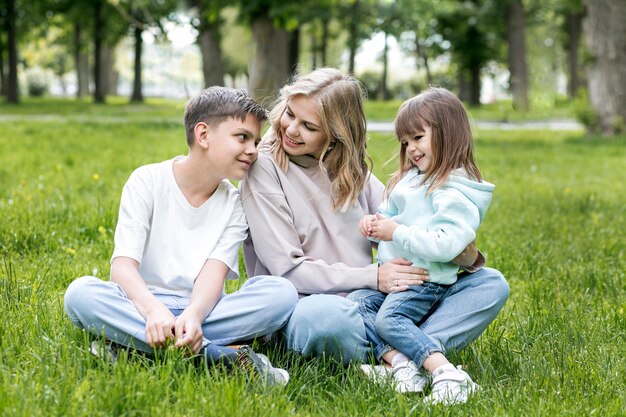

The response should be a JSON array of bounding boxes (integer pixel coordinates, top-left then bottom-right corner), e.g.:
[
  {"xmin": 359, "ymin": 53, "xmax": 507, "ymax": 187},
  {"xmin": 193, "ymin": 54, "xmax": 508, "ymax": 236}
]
[
  {"xmin": 376, "ymin": 284, "xmax": 444, "ymax": 368},
  {"xmin": 418, "ymin": 267, "xmax": 509, "ymax": 352},
  {"xmin": 346, "ymin": 289, "xmax": 390, "ymax": 361},
  {"xmin": 281, "ymin": 294, "xmax": 371, "ymax": 366}
]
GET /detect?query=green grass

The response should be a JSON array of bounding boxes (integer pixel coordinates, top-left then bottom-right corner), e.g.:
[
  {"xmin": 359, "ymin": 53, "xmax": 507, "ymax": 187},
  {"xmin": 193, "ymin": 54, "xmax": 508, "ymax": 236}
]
[{"xmin": 1, "ymin": 100, "xmax": 625, "ymax": 416}]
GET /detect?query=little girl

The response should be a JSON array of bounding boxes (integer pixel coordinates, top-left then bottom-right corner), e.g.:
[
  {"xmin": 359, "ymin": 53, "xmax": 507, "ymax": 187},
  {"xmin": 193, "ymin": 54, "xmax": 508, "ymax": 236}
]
[{"xmin": 356, "ymin": 87, "xmax": 495, "ymax": 405}]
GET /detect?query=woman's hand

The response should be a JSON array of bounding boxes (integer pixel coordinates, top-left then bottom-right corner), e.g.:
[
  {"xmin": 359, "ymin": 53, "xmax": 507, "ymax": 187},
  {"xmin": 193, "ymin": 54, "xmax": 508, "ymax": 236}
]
[{"xmin": 377, "ymin": 258, "xmax": 429, "ymax": 294}]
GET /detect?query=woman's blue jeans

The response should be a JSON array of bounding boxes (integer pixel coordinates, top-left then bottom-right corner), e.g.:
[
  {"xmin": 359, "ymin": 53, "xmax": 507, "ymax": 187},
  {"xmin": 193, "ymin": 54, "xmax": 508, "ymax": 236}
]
[{"xmin": 281, "ymin": 267, "xmax": 509, "ymax": 366}]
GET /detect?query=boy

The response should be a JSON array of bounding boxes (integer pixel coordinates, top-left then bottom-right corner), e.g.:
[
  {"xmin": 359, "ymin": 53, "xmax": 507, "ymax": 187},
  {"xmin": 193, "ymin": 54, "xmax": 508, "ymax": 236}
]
[{"xmin": 64, "ymin": 87, "xmax": 298, "ymax": 385}]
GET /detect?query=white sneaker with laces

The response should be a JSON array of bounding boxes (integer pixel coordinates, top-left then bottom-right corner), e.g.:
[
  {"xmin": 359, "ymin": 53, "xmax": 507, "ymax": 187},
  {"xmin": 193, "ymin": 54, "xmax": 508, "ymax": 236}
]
[
  {"xmin": 256, "ymin": 352, "xmax": 290, "ymax": 386},
  {"xmin": 423, "ymin": 365, "xmax": 480, "ymax": 405},
  {"xmin": 392, "ymin": 360, "xmax": 430, "ymax": 393},
  {"xmin": 361, "ymin": 361, "xmax": 430, "ymax": 393}
]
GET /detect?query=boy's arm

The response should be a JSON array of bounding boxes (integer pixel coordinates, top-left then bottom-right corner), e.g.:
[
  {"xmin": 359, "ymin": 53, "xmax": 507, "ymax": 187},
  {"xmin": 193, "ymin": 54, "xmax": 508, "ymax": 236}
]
[
  {"xmin": 174, "ymin": 259, "xmax": 228, "ymax": 354},
  {"xmin": 110, "ymin": 256, "xmax": 176, "ymax": 348}
]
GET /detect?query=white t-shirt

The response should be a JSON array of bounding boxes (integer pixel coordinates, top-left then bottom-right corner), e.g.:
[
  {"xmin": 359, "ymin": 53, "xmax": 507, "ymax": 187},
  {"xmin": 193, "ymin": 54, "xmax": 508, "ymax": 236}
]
[{"xmin": 111, "ymin": 157, "xmax": 247, "ymax": 297}]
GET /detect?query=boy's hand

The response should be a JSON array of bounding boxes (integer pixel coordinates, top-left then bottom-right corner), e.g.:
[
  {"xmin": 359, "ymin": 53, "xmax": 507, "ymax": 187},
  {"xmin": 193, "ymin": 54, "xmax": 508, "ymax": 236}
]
[
  {"xmin": 370, "ymin": 213, "xmax": 398, "ymax": 241},
  {"xmin": 173, "ymin": 309, "xmax": 204, "ymax": 354},
  {"xmin": 359, "ymin": 215, "xmax": 376, "ymax": 237},
  {"xmin": 145, "ymin": 305, "xmax": 176, "ymax": 348}
]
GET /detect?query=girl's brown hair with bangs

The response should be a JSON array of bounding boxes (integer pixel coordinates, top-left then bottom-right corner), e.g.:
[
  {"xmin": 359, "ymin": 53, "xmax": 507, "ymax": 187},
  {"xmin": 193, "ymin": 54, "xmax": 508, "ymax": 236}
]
[
  {"xmin": 387, "ymin": 87, "xmax": 482, "ymax": 195},
  {"xmin": 260, "ymin": 67, "xmax": 371, "ymax": 211}
]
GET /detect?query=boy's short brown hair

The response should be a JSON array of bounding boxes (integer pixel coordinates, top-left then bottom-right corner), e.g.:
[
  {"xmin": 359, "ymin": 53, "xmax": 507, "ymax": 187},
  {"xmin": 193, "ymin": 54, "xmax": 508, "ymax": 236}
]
[{"xmin": 184, "ymin": 87, "xmax": 267, "ymax": 146}]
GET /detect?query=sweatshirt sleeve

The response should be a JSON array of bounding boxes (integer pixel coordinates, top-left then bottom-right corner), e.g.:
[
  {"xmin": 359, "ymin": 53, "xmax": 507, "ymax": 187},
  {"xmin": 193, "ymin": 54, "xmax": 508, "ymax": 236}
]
[
  {"xmin": 240, "ymin": 157, "xmax": 378, "ymax": 294},
  {"xmin": 391, "ymin": 187, "xmax": 479, "ymax": 263}
]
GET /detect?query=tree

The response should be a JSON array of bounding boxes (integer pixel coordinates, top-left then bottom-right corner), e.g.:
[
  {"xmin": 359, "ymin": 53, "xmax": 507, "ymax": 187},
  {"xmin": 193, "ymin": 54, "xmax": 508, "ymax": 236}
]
[
  {"xmin": 581, "ymin": 0, "xmax": 626, "ymax": 135},
  {"xmin": 505, "ymin": 0, "xmax": 529, "ymax": 111},
  {"xmin": 437, "ymin": 1, "xmax": 500, "ymax": 105},
  {"xmin": 112, "ymin": 0, "xmax": 176, "ymax": 102},
  {"xmin": 239, "ymin": 0, "xmax": 308, "ymax": 103},
  {"xmin": 1, "ymin": 0, "xmax": 19, "ymax": 102},
  {"xmin": 188, "ymin": 0, "xmax": 226, "ymax": 88},
  {"xmin": 337, "ymin": 0, "xmax": 377, "ymax": 75}
]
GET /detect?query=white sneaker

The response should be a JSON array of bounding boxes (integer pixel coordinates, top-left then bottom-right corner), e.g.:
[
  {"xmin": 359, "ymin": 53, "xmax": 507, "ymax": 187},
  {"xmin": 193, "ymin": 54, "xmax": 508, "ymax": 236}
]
[
  {"xmin": 423, "ymin": 365, "xmax": 480, "ymax": 405},
  {"xmin": 89, "ymin": 340, "xmax": 118, "ymax": 365},
  {"xmin": 361, "ymin": 361, "xmax": 430, "ymax": 393},
  {"xmin": 392, "ymin": 360, "xmax": 430, "ymax": 393},
  {"xmin": 235, "ymin": 346, "xmax": 290, "ymax": 386}
]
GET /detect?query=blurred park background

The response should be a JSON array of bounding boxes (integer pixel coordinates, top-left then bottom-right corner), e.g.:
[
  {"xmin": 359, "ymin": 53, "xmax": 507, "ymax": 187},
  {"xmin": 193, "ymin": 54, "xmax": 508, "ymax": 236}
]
[
  {"xmin": 1, "ymin": 2, "xmax": 626, "ymax": 416},
  {"xmin": 0, "ymin": 0, "xmax": 624, "ymax": 135}
]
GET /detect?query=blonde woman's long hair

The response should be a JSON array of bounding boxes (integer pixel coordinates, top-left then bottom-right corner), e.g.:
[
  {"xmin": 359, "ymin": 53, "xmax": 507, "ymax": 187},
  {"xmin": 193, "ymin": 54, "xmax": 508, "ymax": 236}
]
[
  {"xmin": 388, "ymin": 87, "xmax": 482, "ymax": 195},
  {"xmin": 261, "ymin": 67, "xmax": 371, "ymax": 211}
]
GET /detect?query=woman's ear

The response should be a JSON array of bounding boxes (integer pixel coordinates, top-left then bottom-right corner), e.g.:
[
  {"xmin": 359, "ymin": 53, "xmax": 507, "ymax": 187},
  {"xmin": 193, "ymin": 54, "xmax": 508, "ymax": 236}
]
[{"xmin": 193, "ymin": 122, "xmax": 210, "ymax": 149}]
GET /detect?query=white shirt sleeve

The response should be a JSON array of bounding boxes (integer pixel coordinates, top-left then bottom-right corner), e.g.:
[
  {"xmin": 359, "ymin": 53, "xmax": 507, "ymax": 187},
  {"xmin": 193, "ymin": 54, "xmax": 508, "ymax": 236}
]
[
  {"xmin": 111, "ymin": 168, "xmax": 154, "ymax": 264},
  {"xmin": 207, "ymin": 196, "xmax": 248, "ymax": 279}
]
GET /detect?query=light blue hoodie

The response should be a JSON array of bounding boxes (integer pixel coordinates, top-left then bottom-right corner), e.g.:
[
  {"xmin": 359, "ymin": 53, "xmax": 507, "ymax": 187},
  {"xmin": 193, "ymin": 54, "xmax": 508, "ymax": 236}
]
[{"xmin": 375, "ymin": 168, "xmax": 494, "ymax": 285}]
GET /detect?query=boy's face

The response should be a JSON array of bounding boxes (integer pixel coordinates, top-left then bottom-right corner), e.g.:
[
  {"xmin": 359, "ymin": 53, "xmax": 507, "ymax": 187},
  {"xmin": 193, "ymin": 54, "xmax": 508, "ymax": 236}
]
[{"xmin": 201, "ymin": 114, "xmax": 261, "ymax": 181}]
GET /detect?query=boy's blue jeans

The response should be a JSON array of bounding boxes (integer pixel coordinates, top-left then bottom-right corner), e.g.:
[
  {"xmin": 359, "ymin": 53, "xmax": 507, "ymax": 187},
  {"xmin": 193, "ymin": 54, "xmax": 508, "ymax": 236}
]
[
  {"xmin": 282, "ymin": 267, "xmax": 509, "ymax": 366},
  {"xmin": 349, "ymin": 282, "xmax": 447, "ymax": 368},
  {"xmin": 64, "ymin": 275, "xmax": 298, "ymax": 353}
]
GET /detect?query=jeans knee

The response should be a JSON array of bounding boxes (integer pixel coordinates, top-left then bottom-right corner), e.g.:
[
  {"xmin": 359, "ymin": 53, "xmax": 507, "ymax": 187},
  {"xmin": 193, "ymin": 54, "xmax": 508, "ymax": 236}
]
[
  {"xmin": 64, "ymin": 276, "xmax": 98, "ymax": 316},
  {"xmin": 485, "ymin": 269, "xmax": 510, "ymax": 309},
  {"xmin": 267, "ymin": 276, "xmax": 299, "ymax": 318}
]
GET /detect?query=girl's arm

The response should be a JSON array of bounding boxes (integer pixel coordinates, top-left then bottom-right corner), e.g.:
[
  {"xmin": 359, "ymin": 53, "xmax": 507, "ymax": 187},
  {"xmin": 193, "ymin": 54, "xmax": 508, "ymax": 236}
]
[{"xmin": 391, "ymin": 188, "xmax": 481, "ymax": 263}]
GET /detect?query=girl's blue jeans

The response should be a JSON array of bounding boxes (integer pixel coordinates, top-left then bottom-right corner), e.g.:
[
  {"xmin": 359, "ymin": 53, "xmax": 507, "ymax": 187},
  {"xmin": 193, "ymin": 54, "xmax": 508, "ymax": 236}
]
[
  {"xmin": 64, "ymin": 275, "xmax": 298, "ymax": 353},
  {"xmin": 282, "ymin": 267, "xmax": 509, "ymax": 366}
]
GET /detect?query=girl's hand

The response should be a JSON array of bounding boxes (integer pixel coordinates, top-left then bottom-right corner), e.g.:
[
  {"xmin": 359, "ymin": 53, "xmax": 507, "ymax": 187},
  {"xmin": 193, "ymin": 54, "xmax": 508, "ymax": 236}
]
[
  {"xmin": 370, "ymin": 213, "xmax": 398, "ymax": 241},
  {"xmin": 144, "ymin": 304, "xmax": 176, "ymax": 348},
  {"xmin": 377, "ymin": 258, "xmax": 429, "ymax": 294},
  {"xmin": 173, "ymin": 309, "xmax": 204, "ymax": 354},
  {"xmin": 359, "ymin": 215, "xmax": 376, "ymax": 237}
]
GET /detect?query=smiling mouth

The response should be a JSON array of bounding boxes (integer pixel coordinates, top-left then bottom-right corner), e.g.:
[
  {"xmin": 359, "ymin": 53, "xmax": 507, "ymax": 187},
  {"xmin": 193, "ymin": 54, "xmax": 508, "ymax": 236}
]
[{"xmin": 284, "ymin": 135, "xmax": 303, "ymax": 145}]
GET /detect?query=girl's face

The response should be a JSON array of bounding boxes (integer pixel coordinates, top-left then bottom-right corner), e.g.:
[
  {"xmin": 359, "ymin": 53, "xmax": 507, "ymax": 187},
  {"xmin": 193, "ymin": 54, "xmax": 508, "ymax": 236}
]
[
  {"xmin": 403, "ymin": 124, "xmax": 433, "ymax": 172},
  {"xmin": 279, "ymin": 95, "xmax": 329, "ymax": 159}
]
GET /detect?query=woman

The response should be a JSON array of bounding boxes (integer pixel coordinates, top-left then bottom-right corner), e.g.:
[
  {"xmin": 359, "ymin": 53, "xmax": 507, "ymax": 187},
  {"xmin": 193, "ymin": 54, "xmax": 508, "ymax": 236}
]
[{"xmin": 239, "ymin": 68, "xmax": 509, "ymax": 381}]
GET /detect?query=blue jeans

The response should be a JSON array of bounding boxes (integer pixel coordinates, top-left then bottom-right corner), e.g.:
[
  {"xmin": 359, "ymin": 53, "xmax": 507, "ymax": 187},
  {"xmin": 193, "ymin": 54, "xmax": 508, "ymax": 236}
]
[
  {"xmin": 350, "ymin": 282, "xmax": 447, "ymax": 368},
  {"xmin": 283, "ymin": 267, "xmax": 509, "ymax": 366},
  {"xmin": 64, "ymin": 275, "xmax": 298, "ymax": 353}
]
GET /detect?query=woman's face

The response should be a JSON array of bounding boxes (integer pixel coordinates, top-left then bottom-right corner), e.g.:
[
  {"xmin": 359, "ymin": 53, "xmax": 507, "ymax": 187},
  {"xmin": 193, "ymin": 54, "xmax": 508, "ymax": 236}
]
[{"xmin": 279, "ymin": 95, "xmax": 329, "ymax": 159}]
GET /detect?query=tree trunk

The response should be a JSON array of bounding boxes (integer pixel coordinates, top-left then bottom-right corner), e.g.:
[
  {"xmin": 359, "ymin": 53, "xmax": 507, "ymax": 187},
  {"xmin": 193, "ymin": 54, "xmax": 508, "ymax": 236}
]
[
  {"xmin": 414, "ymin": 35, "xmax": 432, "ymax": 85},
  {"xmin": 320, "ymin": 17, "xmax": 329, "ymax": 67},
  {"xmin": 6, "ymin": 0, "xmax": 19, "ymax": 103},
  {"xmin": 288, "ymin": 28, "xmax": 300, "ymax": 78},
  {"xmin": 470, "ymin": 64, "xmax": 481, "ymax": 106},
  {"xmin": 197, "ymin": 22, "xmax": 224, "ymax": 88},
  {"xmin": 94, "ymin": 0, "xmax": 105, "ymax": 103},
  {"xmin": 310, "ymin": 31, "xmax": 318, "ymax": 70},
  {"xmin": 74, "ymin": 21, "xmax": 89, "ymax": 98},
  {"xmin": 103, "ymin": 44, "xmax": 118, "ymax": 96},
  {"xmin": 380, "ymin": 33, "xmax": 389, "ymax": 100},
  {"xmin": 347, "ymin": 0, "xmax": 359, "ymax": 74},
  {"xmin": 0, "ymin": 33, "xmax": 5, "ymax": 97},
  {"xmin": 131, "ymin": 25, "xmax": 143, "ymax": 102},
  {"xmin": 565, "ymin": 12, "xmax": 583, "ymax": 99},
  {"xmin": 582, "ymin": 0, "xmax": 626, "ymax": 135},
  {"xmin": 506, "ymin": 0, "xmax": 529, "ymax": 112},
  {"xmin": 458, "ymin": 70, "xmax": 471, "ymax": 103},
  {"xmin": 248, "ymin": 15, "xmax": 289, "ymax": 105}
]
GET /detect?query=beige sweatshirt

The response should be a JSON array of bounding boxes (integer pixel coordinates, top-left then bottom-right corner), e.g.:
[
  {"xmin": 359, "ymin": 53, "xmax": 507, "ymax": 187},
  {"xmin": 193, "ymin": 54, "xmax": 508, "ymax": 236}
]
[{"xmin": 239, "ymin": 151, "xmax": 385, "ymax": 296}]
